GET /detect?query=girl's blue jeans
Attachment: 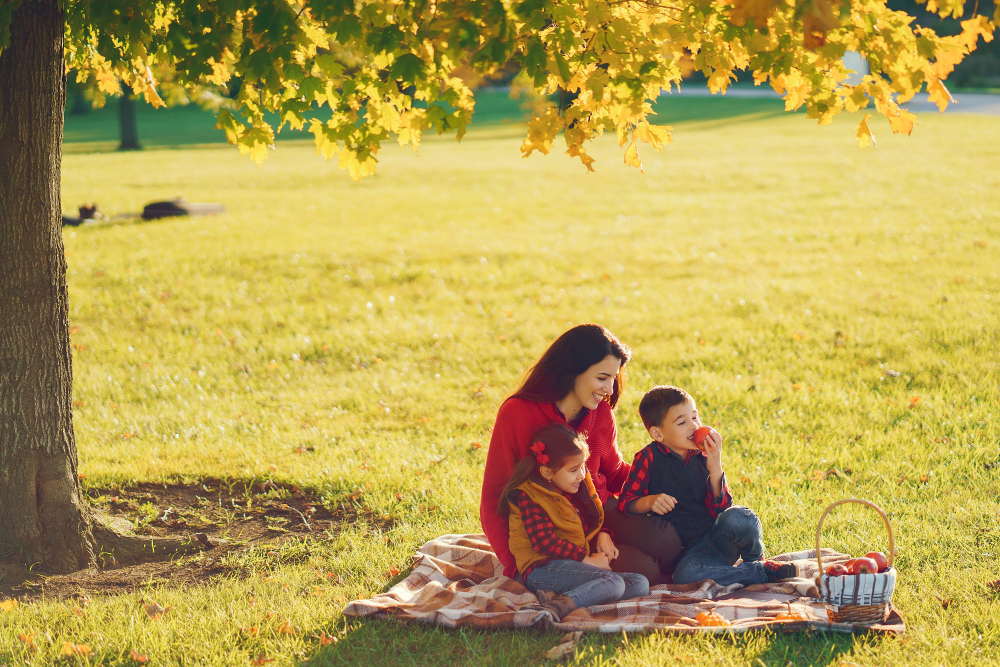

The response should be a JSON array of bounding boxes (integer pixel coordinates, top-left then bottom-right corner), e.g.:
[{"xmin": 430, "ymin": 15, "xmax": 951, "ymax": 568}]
[
  {"xmin": 525, "ymin": 559, "xmax": 649, "ymax": 608},
  {"xmin": 671, "ymin": 506, "xmax": 769, "ymax": 587}
]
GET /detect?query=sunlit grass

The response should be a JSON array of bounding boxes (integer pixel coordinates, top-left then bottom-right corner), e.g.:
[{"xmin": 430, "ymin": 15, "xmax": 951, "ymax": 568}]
[{"xmin": 2, "ymin": 104, "xmax": 999, "ymax": 665}]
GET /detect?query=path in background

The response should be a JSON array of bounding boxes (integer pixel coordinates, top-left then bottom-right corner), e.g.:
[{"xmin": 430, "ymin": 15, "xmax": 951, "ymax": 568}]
[{"xmin": 666, "ymin": 87, "xmax": 1000, "ymax": 116}]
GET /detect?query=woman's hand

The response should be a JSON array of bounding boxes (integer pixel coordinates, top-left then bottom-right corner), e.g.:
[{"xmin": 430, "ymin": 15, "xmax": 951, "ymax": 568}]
[
  {"xmin": 595, "ymin": 532, "xmax": 619, "ymax": 560},
  {"xmin": 583, "ymin": 552, "xmax": 611, "ymax": 570}
]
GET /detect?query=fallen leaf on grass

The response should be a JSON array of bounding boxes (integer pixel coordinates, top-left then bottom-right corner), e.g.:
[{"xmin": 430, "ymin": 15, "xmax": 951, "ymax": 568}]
[
  {"xmin": 0, "ymin": 598, "xmax": 18, "ymax": 612},
  {"xmin": 61, "ymin": 643, "xmax": 91, "ymax": 657},
  {"xmin": 241, "ymin": 626, "xmax": 260, "ymax": 635},
  {"xmin": 791, "ymin": 331, "xmax": 804, "ymax": 341},
  {"xmin": 884, "ymin": 369, "xmax": 901, "ymax": 378},
  {"xmin": 144, "ymin": 601, "xmax": 173, "ymax": 619},
  {"xmin": 318, "ymin": 631, "xmax": 337, "ymax": 646},
  {"xmin": 909, "ymin": 396, "xmax": 921, "ymax": 409},
  {"xmin": 129, "ymin": 649, "xmax": 149, "ymax": 663},
  {"xmin": 251, "ymin": 655, "xmax": 275, "ymax": 666},
  {"xmin": 932, "ymin": 594, "xmax": 952, "ymax": 609},
  {"xmin": 277, "ymin": 619, "xmax": 296, "ymax": 635},
  {"xmin": 386, "ymin": 566, "xmax": 401, "ymax": 578},
  {"xmin": 19, "ymin": 633, "xmax": 37, "ymax": 652},
  {"xmin": 987, "ymin": 580, "xmax": 1000, "ymax": 591},
  {"xmin": 470, "ymin": 442, "xmax": 484, "ymax": 450},
  {"xmin": 346, "ymin": 488, "xmax": 365, "ymax": 501},
  {"xmin": 545, "ymin": 631, "xmax": 583, "ymax": 660},
  {"xmin": 73, "ymin": 606, "xmax": 87, "ymax": 617}
]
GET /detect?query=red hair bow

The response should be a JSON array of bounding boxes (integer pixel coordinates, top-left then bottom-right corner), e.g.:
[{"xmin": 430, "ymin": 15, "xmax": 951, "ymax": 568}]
[{"xmin": 529, "ymin": 441, "xmax": 550, "ymax": 466}]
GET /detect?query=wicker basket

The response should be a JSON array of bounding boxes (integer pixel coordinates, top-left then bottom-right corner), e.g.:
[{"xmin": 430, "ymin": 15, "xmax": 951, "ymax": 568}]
[{"xmin": 815, "ymin": 498, "xmax": 897, "ymax": 625}]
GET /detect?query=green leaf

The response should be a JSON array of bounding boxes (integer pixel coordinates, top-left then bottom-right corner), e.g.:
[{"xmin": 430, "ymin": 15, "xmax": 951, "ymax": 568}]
[{"xmin": 390, "ymin": 53, "xmax": 425, "ymax": 85}]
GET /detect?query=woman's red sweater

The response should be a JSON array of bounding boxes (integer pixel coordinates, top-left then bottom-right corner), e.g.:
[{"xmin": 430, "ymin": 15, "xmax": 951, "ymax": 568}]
[{"xmin": 479, "ymin": 397, "xmax": 631, "ymax": 577}]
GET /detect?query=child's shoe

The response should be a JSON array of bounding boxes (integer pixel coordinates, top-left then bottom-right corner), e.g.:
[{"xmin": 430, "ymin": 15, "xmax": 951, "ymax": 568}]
[
  {"xmin": 535, "ymin": 589, "xmax": 577, "ymax": 621},
  {"xmin": 762, "ymin": 560, "xmax": 797, "ymax": 582}
]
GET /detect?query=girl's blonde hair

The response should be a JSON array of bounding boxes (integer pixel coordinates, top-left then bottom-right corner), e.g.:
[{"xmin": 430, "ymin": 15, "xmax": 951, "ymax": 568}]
[{"xmin": 496, "ymin": 424, "xmax": 597, "ymax": 523}]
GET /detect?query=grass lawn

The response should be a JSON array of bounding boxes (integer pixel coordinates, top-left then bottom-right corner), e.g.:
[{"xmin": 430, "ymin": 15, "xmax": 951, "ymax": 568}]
[{"xmin": 1, "ymin": 95, "xmax": 999, "ymax": 665}]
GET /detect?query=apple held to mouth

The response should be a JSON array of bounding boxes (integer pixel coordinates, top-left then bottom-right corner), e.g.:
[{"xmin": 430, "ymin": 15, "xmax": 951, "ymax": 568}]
[{"xmin": 692, "ymin": 426, "xmax": 717, "ymax": 451}]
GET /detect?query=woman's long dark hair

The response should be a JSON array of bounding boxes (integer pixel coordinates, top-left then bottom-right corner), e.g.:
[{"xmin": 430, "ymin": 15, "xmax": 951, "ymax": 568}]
[
  {"xmin": 509, "ymin": 324, "xmax": 632, "ymax": 409},
  {"xmin": 497, "ymin": 424, "xmax": 599, "ymax": 526}
]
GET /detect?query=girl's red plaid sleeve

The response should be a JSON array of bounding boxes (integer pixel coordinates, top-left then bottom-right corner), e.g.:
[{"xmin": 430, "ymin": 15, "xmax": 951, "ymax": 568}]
[
  {"xmin": 616, "ymin": 446, "xmax": 655, "ymax": 515},
  {"xmin": 511, "ymin": 491, "xmax": 588, "ymax": 562}
]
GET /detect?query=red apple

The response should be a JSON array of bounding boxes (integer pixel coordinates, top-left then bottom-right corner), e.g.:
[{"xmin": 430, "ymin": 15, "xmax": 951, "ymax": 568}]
[
  {"xmin": 865, "ymin": 551, "xmax": 889, "ymax": 573},
  {"xmin": 825, "ymin": 564, "xmax": 849, "ymax": 577},
  {"xmin": 848, "ymin": 557, "xmax": 879, "ymax": 575},
  {"xmin": 692, "ymin": 426, "xmax": 715, "ymax": 451}
]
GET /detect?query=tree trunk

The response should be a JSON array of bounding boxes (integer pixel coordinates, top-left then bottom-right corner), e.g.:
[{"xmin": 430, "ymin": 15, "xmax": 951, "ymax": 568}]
[
  {"xmin": 118, "ymin": 83, "xmax": 142, "ymax": 151},
  {"xmin": 0, "ymin": 0, "xmax": 96, "ymax": 573}
]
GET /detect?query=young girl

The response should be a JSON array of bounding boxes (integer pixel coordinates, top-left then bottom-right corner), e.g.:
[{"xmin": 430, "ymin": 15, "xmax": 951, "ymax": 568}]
[{"xmin": 498, "ymin": 423, "xmax": 649, "ymax": 620}]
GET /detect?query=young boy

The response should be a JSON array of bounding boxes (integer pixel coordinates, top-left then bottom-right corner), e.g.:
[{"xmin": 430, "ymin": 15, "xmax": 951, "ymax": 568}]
[{"xmin": 617, "ymin": 385, "xmax": 796, "ymax": 586}]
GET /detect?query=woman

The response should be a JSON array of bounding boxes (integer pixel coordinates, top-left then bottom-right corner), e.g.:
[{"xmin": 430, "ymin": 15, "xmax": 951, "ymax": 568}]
[{"xmin": 480, "ymin": 323, "xmax": 682, "ymax": 585}]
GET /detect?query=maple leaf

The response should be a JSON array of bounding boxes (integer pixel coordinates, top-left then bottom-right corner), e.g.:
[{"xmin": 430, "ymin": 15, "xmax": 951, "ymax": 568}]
[
  {"xmin": 623, "ymin": 141, "xmax": 643, "ymax": 173},
  {"xmin": 277, "ymin": 619, "xmax": 296, "ymax": 634},
  {"xmin": 0, "ymin": 598, "xmax": 17, "ymax": 612},
  {"xmin": 545, "ymin": 631, "xmax": 583, "ymax": 659},
  {"xmin": 144, "ymin": 600, "xmax": 173, "ymax": 619},
  {"xmin": 887, "ymin": 108, "xmax": 918, "ymax": 136},
  {"xmin": 19, "ymin": 633, "xmax": 37, "ymax": 652},
  {"xmin": 61, "ymin": 643, "xmax": 91, "ymax": 657},
  {"xmin": 728, "ymin": 0, "xmax": 783, "ymax": 27},
  {"xmin": 926, "ymin": 79, "xmax": 955, "ymax": 113},
  {"xmin": 130, "ymin": 649, "xmax": 150, "ymax": 663},
  {"xmin": 856, "ymin": 114, "xmax": 877, "ymax": 149}
]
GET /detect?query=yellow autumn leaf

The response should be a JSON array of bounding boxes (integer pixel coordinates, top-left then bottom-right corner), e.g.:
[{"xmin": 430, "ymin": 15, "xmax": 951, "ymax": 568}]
[
  {"xmin": 886, "ymin": 107, "xmax": 918, "ymax": 136},
  {"xmin": 623, "ymin": 141, "xmax": 643, "ymax": 172},
  {"xmin": 856, "ymin": 113, "xmax": 877, "ymax": 149},
  {"xmin": 0, "ymin": 598, "xmax": 17, "ymax": 611},
  {"xmin": 926, "ymin": 78, "xmax": 955, "ymax": 113},
  {"xmin": 61, "ymin": 643, "xmax": 91, "ymax": 657},
  {"xmin": 277, "ymin": 619, "xmax": 296, "ymax": 634}
]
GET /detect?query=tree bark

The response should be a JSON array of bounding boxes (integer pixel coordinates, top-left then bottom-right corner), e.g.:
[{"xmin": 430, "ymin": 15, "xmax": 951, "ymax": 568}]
[
  {"xmin": 0, "ymin": 0, "xmax": 95, "ymax": 573},
  {"xmin": 118, "ymin": 83, "xmax": 141, "ymax": 151}
]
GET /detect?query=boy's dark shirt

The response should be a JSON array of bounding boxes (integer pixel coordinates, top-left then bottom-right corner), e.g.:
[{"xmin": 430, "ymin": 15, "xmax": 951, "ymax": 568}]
[{"xmin": 618, "ymin": 442, "xmax": 732, "ymax": 549}]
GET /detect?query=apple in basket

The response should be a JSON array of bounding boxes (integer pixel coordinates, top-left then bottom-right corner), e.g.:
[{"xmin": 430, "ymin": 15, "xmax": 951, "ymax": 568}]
[
  {"xmin": 846, "ymin": 557, "xmax": 879, "ymax": 575},
  {"xmin": 866, "ymin": 551, "xmax": 889, "ymax": 573},
  {"xmin": 825, "ymin": 564, "xmax": 849, "ymax": 577}
]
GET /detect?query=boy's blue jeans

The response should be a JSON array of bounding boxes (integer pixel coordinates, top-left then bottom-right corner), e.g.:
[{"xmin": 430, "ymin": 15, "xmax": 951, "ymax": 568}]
[
  {"xmin": 671, "ymin": 506, "xmax": 769, "ymax": 587},
  {"xmin": 525, "ymin": 559, "xmax": 649, "ymax": 608}
]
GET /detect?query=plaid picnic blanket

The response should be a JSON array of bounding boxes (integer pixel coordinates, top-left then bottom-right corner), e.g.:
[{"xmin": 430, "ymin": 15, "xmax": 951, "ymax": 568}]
[{"xmin": 343, "ymin": 534, "xmax": 905, "ymax": 634}]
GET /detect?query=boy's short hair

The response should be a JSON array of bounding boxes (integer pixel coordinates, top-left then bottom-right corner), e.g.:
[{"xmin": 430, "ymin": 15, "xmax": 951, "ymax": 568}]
[{"xmin": 638, "ymin": 385, "xmax": 693, "ymax": 430}]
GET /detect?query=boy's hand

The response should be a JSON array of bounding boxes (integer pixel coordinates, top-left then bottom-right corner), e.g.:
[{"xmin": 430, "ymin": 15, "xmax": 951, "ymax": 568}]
[
  {"xmin": 583, "ymin": 552, "xmax": 611, "ymax": 570},
  {"xmin": 636, "ymin": 493, "xmax": 676, "ymax": 515},
  {"xmin": 702, "ymin": 428, "xmax": 723, "ymax": 463},
  {"xmin": 595, "ymin": 532, "xmax": 619, "ymax": 560}
]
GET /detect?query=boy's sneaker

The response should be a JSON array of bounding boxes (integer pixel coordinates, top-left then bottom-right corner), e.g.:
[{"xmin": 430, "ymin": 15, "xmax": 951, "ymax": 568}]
[
  {"xmin": 535, "ymin": 589, "xmax": 577, "ymax": 621},
  {"xmin": 763, "ymin": 560, "xmax": 797, "ymax": 582}
]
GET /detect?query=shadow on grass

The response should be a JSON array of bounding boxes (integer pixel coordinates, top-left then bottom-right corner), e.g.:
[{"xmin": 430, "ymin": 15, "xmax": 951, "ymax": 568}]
[
  {"xmin": 297, "ymin": 615, "xmax": 892, "ymax": 667},
  {"xmin": 63, "ymin": 91, "xmax": 791, "ymax": 154}
]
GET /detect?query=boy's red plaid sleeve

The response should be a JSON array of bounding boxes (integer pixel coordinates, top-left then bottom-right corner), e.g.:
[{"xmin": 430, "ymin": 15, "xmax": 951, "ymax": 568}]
[
  {"xmin": 511, "ymin": 491, "xmax": 588, "ymax": 562},
  {"xmin": 617, "ymin": 447, "xmax": 654, "ymax": 515},
  {"xmin": 705, "ymin": 472, "xmax": 733, "ymax": 518}
]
